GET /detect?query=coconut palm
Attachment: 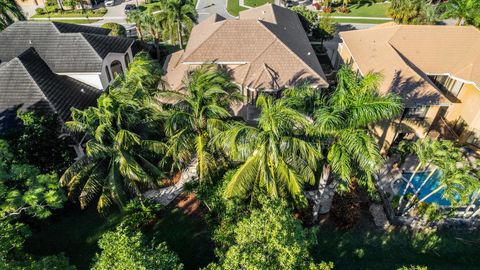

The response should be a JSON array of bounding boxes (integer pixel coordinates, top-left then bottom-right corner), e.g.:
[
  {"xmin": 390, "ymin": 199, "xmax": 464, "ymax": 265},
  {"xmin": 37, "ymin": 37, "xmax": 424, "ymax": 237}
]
[
  {"xmin": 404, "ymin": 164, "xmax": 476, "ymax": 216},
  {"xmin": 295, "ymin": 65, "xmax": 402, "ymax": 215},
  {"xmin": 217, "ymin": 95, "xmax": 320, "ymax": 203},
  {"xmin": 127, "ymin": 10, "xmax": 145, "ymax": 41},
  {"xmin": 61, "ymin": 55, "xmax": 165, "ymax": 212},
  {"xmin": 399, "ymin": 140, "xmax": 466, "ymax": 215},
  {"xmin": 0, "ymin": 0, "xmax": 25, "ymax": 31},
  {"xmin": 389, "ymin": 0, "xmax": 438, "ymax": 25},
  {"xmin": 141, "ymin": 11, "xmax": 168, "ymax": 60},
  {"xmin": 396, "ymin": 138, "xmax": 442, "ymax": 213},
  {"xmin": 442, "ymin": 0, "xmax": 480, "ymax": 25},
  {"xmin": 160, "ymin": 0, "xmax": 197, "ymax": 49},
  {"xmin": 157, "ymin": 65, "xmax": 242, "ymax": 183}
]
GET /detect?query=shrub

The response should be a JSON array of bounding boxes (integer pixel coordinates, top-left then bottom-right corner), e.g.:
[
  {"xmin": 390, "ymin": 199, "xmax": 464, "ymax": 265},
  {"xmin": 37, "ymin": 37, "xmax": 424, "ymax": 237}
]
[
  {"xmin": 96, "ymin": 7, "xmax": 107, "ymax": 14},
  {"xmin": 101, "ymin": 22, "xmax": 127, "ymax": 37},
  {"xmin": 35, "ymin": 8, "xmax": 46, "ymax": 15}
]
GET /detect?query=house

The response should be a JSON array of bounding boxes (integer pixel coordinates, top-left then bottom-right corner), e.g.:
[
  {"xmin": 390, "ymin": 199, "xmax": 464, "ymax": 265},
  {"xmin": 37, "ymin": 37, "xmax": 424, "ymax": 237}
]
[
  {"xmin": 163, "ymin": 4, "xmax": 328, "ymax": 120},
  {"xmin": 0, "ymin": 22, "xmax": 135, "ymax": 130},
  {"xmin": 336, "ymin": 23, "xmax": 480, "ymax": 152},
  {"xmin": 0, "ymin": 21, "xmax": 135, "ymax": 91}
]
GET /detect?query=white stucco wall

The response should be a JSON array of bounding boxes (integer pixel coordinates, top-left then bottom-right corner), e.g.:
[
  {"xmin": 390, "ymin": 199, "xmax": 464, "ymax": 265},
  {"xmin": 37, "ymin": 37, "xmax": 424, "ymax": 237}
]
[
  {"xmin": 100, "ymin": 48, "xmax": 134, "ymax": 89},
  {"xmin": 60, "ymin": 73, "xmax": 103, "ymax": 89}
]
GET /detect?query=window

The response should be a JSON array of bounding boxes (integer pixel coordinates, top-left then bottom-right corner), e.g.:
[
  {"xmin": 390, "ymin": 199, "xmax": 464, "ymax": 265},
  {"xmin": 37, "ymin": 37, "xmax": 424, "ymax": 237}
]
[
  {"xmin": 124, "ymin": 53, "xmax": 130, "ymax": 69},
  {"xmin": 110, "ymin": 60, "xmax": 124, "ymax": 78},
  {"xmin": 466, "ymin": 128, "xmax": 480, "ymax": 147},
  {"xmin": 105, "ymin": 65, "xmax": 112, "ymax": 82},
  {"xmin": 403, "ymin": 106, "xmax": 429, "ymax": 120},
  {"xmin": 429, "ymin": 75, "xmax": 464, "ymax": 97}
]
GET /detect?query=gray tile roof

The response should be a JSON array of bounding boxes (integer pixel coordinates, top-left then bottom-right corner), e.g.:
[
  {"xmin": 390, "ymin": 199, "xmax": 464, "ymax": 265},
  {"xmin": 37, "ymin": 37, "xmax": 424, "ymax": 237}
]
[
  {"xmin": 0, "ymin": 21, "xmax": 134, "ymax": 73},
  {"xmin": 0, "ymin": 48, "xmax": 101, "ymax": 122}
]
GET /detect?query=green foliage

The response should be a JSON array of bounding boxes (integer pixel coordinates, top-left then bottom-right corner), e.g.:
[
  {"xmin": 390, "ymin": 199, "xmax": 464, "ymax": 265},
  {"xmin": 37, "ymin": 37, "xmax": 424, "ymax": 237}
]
[
  {"xmin": 92, "ymin": 226, "xmax": 183, "ymax": 270},
  {"xmin": 217, "ymin": 95, "xmax": 319, "ymax": 204},
  {"xmin": 7, "ymin": 111, "xmax": 75, "ymax": 173},
  {"xmin": 0, "ymin": 0, "xmax": 26, "ymax": 31},
  {"xmin": 290, "ymin": 6, "xmax": 337, "ymax": 41},
  {"xmin": 158, "ymin": 64, "xmax": 242, "ymax": 183},
  {"xmin": 102, "ymin": 22, "xmax": 127, "ymax": 37},
  {"xmin": 61, "ymin": 53, "xmax": 165, "ymax": 212},
  {"xmin": 0, "ymin": 140, "xmax": 66, "ymax": 220},
  {"xmin": 397, "ymin": 266, "xmax": 428, "ymax": 270},
  {"xmin": 206, "ymin": 198, "xmax": 333, "ymax": 270},
  {"xmin": 119, "ymin": 199, "xmax": 163, "ymax": 230},
  {"xmin": 388, "ymin": 0, "xmax": 439, "ymax": 25},
  {"xmin": 441, "ymin": 0, "xmax": 480, "ymax": 26}
]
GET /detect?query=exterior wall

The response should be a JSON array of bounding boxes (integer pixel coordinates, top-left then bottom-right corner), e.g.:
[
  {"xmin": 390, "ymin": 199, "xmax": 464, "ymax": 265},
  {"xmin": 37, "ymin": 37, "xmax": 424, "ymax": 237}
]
[
  {"xmin": 61, "ymin": 73, "xmax": 103, "ymax": 89},
  {"xmin": 337, "ymin": 40, "xmax": 441, "ymax": 153},
  {"xmin": 99, "ymin": 48, "xmax": 133, "ymax": 90},
  {"xmin": 445, "ymin": 83, "xmax": 480, "ymax": 129}
]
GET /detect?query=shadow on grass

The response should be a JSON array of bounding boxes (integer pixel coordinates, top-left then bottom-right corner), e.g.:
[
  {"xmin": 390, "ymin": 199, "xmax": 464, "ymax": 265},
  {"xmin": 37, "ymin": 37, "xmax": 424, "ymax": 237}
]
[{"xmin": 313, "ymin": 225, "xmax": 480, "ymax": 270}]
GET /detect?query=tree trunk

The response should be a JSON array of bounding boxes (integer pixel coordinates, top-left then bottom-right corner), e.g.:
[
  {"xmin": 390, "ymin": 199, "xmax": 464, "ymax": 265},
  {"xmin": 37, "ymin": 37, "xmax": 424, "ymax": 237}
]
[
  {"xmin": 57, "ymin": 0, "xmax": 65, "ymax": 11},
  {"xmin": 312, "ymin": 164, "xmax": 331, "ymax": 222},
  {"xmin": 154, "ymin": 37, "xmax": 161, "ymax": 60},
  {"xmin": 136, "ymin": 25, "xmax": 143, "ymax": 41},
  {"xmin": 405, "ymin": 184, "xmax": 445, "ymax": 215},
  {"xmin": 463, "ymin": 192, "xmax": 479, "ymax": 218},
  {"xmin": 177, "ymin": 21, "xmax": 183, "ymax": 49},
  {"xmin": 397, "ymin": 163, "xmax": 421, "ymax": 213},
  {"xmin": 468, "ymin": 206, "xmax": 480, "ymax": 220},
  {"xmin": 402, "ymin": 168, "xmax": 437, "ymax": 214}
]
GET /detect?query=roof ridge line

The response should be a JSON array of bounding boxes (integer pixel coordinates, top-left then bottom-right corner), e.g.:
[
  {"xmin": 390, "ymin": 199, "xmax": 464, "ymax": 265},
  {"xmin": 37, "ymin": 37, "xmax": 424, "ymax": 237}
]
[
  {"xmin": 182, "ymin": 18, "xmax": 227, "ymax": 61},
  {"xmin": 15, "ymin": 56, "xmax": 59, "ymax": 114},
  {"xmin": 79, "ymin": 33, "xmax": 110, "ymax": 61},
  {"xmin": 256, "ymin": 20, "xmax": 322, "ymax": 82}
]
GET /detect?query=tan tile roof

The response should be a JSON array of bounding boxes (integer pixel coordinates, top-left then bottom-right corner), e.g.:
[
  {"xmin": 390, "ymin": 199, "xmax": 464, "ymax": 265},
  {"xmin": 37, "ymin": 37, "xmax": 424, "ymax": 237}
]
[
  {"xmin": 163, "ymin": 4, "xmax": 328, "ymax": 91},
  {"xmin": 340, "ymin": 24, "xmax": 480, "ymax": 106}
]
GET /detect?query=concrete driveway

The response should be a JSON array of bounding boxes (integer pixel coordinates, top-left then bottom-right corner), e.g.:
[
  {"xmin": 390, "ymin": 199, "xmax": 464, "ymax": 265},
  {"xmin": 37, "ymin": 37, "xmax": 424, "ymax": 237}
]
[{"xmin": 196, "ymin": 0, "xmax": 233, "ymax": 22}]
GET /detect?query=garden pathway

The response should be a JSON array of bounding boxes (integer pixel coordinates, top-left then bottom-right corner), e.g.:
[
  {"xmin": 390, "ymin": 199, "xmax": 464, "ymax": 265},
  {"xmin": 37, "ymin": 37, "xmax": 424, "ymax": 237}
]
[{"xmin": 143, "ymin": 160, "xmax": 198, "ymax": 206}]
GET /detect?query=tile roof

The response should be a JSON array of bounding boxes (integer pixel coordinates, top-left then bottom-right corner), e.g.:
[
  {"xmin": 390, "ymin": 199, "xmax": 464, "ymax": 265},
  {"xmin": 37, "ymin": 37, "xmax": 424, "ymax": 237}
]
[
  {"xmin": 340, "ymin": 24, "xmax": 480, "ymax": 106},
  {"xmin": 0, "ymin": 21, "xmax": 134, "ymax": 73},
  {"xmin": 0, "ymin": 48, "xmax": 100, "ymax": 122},
  {"xmin": 164, "ymin": 4, "xmax": 328, "ymax": 91}
]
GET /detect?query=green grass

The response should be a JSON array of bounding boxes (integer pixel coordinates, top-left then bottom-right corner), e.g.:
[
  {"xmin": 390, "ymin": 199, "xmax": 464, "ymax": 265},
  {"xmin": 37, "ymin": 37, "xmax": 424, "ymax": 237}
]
[
  {"xmin": 31, "ymin": 19, "xmax": 100, "ymax": 24},
  {"xmin": 25, "ymin": 205, "xmax": 123, "ymax": 270},
  {"xmin": 333, "ymin": 18, "xmax": 391, "ymax": 24},
  {"xmin": 31, "ymin": 12, "xmax": 105, "ymax": 18},
  {"xmin": 227, "ymin": 0, "xmax": 248, "ymax": 17},
  {"xmin": 243, "ymin": 0, "xmax": 273, "ymax": 8},
  {"xmin": 315, "ymin": 225, "xmax": 480, "ymax": 270},
  {"xmin": 330, "ymin": 3, "xmax": 390, "ymax": 18},
  {"xmin": 25, "ymin": 205, "xmax": 214, "ymax": 270}
]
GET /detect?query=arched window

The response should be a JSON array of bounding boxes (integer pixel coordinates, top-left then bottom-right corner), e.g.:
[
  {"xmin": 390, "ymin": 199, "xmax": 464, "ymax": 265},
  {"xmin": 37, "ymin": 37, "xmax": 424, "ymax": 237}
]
[
  {"xmin": 105, "ymin": 65, "xmax": 112, "ymax": 82},
  {"xmin": 124, "ymin": 53, "xmax": 130, "ymax": 69},
  {"xmin": 110, "ymin": 60, "xmax": 124, "ymax": 78}
]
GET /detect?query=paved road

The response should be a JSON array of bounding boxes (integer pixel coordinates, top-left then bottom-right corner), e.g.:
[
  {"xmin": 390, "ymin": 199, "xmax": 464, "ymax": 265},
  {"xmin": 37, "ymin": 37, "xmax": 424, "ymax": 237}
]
[{"xmin": 196, "ymin": 0, "xmax": 233, "ymax": 22}]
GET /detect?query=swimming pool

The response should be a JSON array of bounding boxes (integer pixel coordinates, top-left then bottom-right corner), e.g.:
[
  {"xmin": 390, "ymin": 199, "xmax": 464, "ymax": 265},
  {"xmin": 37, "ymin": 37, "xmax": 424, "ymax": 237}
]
[{"xmin": 399, "ymin": 171, "xmax": 452, "ymax": 206}]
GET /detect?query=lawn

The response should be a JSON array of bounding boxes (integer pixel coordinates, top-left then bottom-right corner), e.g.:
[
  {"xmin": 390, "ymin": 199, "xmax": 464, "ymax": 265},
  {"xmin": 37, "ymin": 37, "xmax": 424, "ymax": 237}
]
[
  {"xmin": 31, "ymin": 10, "xmax": 106, "ymax": 18},
  {"xmin": 227, "ymin": 0, "xmax": 248, "ymax": 17},
  {"xmin": 244, "ymin": 0, "xmax": 273, "ymax": 8},
  {"xmin": 332, "ymin": 18, "xmax": 391, "ymax": 24},
  {"xmin": 315, "ymin": 225, "xmax": 480, "ymax": 270},
  {"xmin": 31, "ymin": 19, "xmax": 100, "ymax": 24},
  {"xmin": 25, "ymin": 204, "xmax": 214, "ymax": 270},
  {"xmin": 330, "ymin": 2, "xmax": 390, "ymax": 18}
]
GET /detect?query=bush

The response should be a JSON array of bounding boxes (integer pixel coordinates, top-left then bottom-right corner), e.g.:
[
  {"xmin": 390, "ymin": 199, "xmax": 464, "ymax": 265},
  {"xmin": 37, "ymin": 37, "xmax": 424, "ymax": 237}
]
[
  {"xmin": 101, "ymin": 22, "xmax": 127, "ymax": 37},
  {"xmin": 35, "ymin": 8, "xmax": 46, "ymax": 15},
  {"xmin": 96, "ymin": 7, "xmax": 107, "ymax": 14}
]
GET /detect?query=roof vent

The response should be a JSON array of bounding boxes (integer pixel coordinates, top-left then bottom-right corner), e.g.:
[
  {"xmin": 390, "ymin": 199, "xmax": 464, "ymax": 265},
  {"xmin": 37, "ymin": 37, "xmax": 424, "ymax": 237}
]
[
  {"xmin": 262, "ymin": 11, "xmax": 266, "ymax": 14},
  {"xmin": 28, "ymin": 40, "xmax": 32, "ymax": 45},
  {"xmin": 307, "ymin": 52, "xmax": 311, "ymax": 56},
  {"xmin": 80, "ymin": 88, "xmax": 85, "ymax": 93}
]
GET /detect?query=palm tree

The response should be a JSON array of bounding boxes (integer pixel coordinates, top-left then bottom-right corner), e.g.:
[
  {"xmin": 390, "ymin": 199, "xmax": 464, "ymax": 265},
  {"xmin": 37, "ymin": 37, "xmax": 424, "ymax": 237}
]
[
  {"xmin": 141, "ymin": 11, "xmax": 168, "ymax": 60},
  {"xmin": 399, "ymin": 140, "xmax": 465, "ymax": 215},
  {"xmin": 61, "ymin": 55, "xmax": 165, "ymax": 212},
  {"xmin": 442, "ymin": 0, "xmax": 480, "ymax": 25},
  {"xmin": 127, "ymin": 10, "xmax": 145, "ymax": 41},
  {"xmin": 157, "ymin": 65, "xmax": 242, "ymax": 183},
  {"xmin": 299, "ymin": 65, "xmax": 403, "ymax": 216},
  {"xmin": 0, "ymin": 0, "xmax": 25, "ymax": 31},
  {"xmin": 161, "ymin": 0, "xmax": 197, "ymax": 49},
  {"xmin": 404, "ymin": 164, "xmax": 476, "ymax": 216},
  {"xmin": 217, "ymin": 95, "xmax": 320, "ymax": 203},
  {"xmin": 395, "ymin": 138, "xmax": 442, "ymax": 213}
]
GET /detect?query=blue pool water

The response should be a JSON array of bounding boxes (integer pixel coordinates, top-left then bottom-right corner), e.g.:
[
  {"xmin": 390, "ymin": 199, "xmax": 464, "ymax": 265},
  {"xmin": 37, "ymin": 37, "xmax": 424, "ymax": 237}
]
[{"xmin": 399, "ymin": 171, "xmax": 452, "ymax": 206}]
